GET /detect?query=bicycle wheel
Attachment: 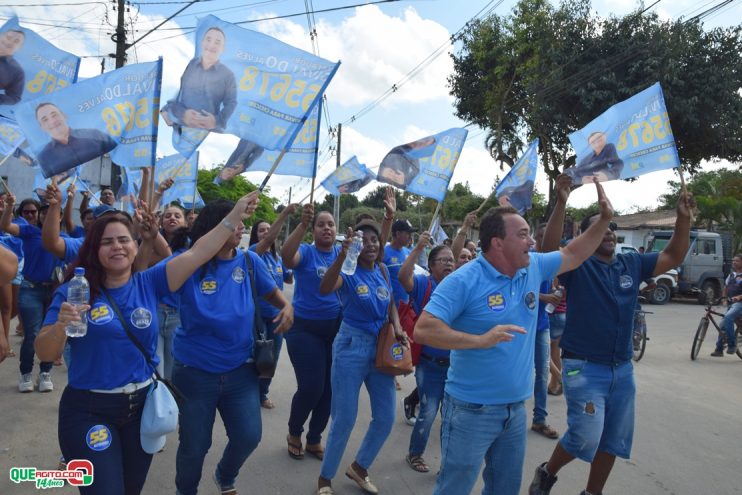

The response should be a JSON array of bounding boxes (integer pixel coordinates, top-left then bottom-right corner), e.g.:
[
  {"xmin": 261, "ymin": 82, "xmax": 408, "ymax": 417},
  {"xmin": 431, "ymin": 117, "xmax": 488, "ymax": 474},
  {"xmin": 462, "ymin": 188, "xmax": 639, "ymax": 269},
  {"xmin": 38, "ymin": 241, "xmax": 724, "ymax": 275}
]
[
  {"xmin": 691, "ymin": 318, "xmax": 709, "ymax": 361},
  {"xmin": 633, "ymin": 318, "xmax": 647, "ymax": 362}
]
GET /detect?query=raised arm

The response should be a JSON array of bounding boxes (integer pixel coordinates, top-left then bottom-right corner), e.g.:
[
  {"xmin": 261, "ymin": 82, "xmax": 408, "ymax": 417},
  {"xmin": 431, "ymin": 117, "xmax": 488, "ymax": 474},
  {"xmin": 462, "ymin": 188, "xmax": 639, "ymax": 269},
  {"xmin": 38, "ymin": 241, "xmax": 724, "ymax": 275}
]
[
  {"xmin": 414, "ymin": 311, "xmax": 526, "ymax": 349},
  {"xmin": 152, "ymin": 176, "xmax": 174, "ymax": 213},
  {"xmin": 254, "ymin": 203, "xmax": 298, "ymax": 255},
  {"xmin": 452, "ymin": 211, "xmax": 477, "ymax": 259},
  {"xmin": 281, "ymin": 203, "xmax": 313, "ymax": 269},
  {"xmin": 132, "ymin": 204, "xmax": 171, "ymax": 272},
  {"xmin": 0, "ymin": 194, "xmax": 20, "ymax": 236},
  {"xmin": 62, "ymin": 182, "xmax": 76, "ymax": 234},
  {"xmin": 79, "ymin": 190, "xmax": 91, "ymax": 215},
  {"xmin": 319, "ymin": 227, "xmax": 351, "ymax": 295},
  {"xmin": 542, "ymin": 174, "xmax": 572, "ymax": 253},
  {"xmin": 557, "ymin": 179, "xmax": 614, "ymax": 274},
  {"xmin": 378, "ymin": 187, "xmax": 396, "ymax": 262},
  {"xmin": 399, "ymin": 231, "xmax": 430, "ymax": 293},
  {"xmin": 165, "ymin": 191, "xmax": 259, "ymax": 292},
  {"xmin": 653, "ymin": 191, "xmax": 695, "ymax": 276},
  {"xmin": 41, "ymin": 182, "xmax": 67, "ymax": 259}
]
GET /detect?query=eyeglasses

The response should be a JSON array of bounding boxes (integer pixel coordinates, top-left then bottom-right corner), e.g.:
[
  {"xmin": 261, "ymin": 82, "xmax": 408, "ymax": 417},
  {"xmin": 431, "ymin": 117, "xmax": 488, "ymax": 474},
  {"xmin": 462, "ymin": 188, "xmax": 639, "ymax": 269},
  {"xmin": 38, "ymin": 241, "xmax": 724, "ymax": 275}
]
[
  {"xmin": 432, "ymin": 258, "xmax": 455, "ymax": 265},
  {"xmin": 22, "ymin": 209, "xmax": 38, "ymax": 215}
]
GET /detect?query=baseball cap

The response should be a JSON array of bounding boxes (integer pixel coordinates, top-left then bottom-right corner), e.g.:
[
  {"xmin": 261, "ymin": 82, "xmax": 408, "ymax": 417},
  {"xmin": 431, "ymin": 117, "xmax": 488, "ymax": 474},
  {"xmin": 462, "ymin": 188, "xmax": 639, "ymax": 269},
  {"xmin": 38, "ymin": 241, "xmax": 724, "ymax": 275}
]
[
  {"xmin": 392, "ymin": 219, "xmax": 417, "ymax": 233},
  {"xmin": 354, "ymin": 218, "xmax": 381, "ymax": 238},
  {"xmin": 92, "ymin": 204, "xmax": 119, "ymax": 218}
]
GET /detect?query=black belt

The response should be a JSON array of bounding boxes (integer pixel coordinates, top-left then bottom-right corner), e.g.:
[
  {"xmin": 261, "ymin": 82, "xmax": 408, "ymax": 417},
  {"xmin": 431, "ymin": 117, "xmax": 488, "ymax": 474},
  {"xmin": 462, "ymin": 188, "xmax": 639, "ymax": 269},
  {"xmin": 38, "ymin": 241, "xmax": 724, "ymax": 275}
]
[
  {"xmin": 24, "ymin": 280, "xmax": 53, "ymax": 288},
  {"xmin": 420, "ymin": 353, "xmax": 450, "ymax": 367},
  {"xmin": 561, "ymin": 350, "xmax": 629, "ymax": 367}
]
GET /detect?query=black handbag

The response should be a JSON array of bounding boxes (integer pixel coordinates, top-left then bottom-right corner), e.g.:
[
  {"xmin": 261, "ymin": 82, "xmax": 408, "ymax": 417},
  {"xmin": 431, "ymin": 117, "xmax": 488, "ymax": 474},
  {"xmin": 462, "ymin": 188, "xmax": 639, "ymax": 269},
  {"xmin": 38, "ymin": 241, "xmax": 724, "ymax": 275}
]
[{"xmin": 244, "ymin": 252, "xmax": 277, "ymax": 379}]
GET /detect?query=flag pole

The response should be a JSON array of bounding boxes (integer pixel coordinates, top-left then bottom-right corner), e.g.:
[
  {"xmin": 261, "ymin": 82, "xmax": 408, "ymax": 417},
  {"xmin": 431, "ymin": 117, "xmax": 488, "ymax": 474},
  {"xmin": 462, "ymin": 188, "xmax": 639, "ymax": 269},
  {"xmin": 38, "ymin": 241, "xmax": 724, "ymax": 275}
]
[
  {"xmin": 428, "ymin": 201, "xmax": 442, "ymax": 232},
  {"xmin": 676, "ymin": 165, "xmax": 694, "ymax": 223}
]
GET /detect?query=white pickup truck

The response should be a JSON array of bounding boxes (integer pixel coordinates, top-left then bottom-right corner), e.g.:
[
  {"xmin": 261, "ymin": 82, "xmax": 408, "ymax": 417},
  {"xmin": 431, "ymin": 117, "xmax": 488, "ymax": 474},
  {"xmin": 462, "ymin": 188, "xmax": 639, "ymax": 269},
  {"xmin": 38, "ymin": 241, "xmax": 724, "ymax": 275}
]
[{"xmin": 615, "ymin": 243, "xmax": 678, "ymax": 305}]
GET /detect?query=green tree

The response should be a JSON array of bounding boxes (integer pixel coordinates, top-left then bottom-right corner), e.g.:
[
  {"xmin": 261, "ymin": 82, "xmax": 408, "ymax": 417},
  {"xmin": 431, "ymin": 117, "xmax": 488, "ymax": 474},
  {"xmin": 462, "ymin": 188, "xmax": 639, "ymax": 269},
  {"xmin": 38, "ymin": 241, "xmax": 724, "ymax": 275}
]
[
  {"xmin": 196, "ymin": 168, "xmax": 278, "ymax": 223},
  {"xmin": 449, "ymin": 0, "xmax": 742, "ymax": 209}
]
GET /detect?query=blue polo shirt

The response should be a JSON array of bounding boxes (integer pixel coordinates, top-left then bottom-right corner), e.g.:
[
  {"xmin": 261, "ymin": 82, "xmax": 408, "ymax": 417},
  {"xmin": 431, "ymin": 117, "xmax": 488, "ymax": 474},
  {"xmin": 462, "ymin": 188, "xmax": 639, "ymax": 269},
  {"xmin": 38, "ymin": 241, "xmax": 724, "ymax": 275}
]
[
  {"xmin": 292, "ymin": 243, "xmax": 341, "ymax": 320},
  {"xmin": 17, "ymin": 224, "xmax": 59, "ymax": 283},
  {"xmin": 410, "ymin": 274, "xmax": 448, "ymax": 359},
  {"xmin": 424, "ymin": 251, "xmax": 562, "ymax": 405},
  {"xmin": 173, "ymin": 250, "xmax": 276, "ymax": 373},
  {"xmin": 0, "ymin": 234, "xmax": 23, "ymax": 262},
  {"xmin": 338, "ymin": 263, "xmax": 391, "ymax": 335},
  {"xmin": 63, "ymin": 236, "xmax": 85, "ymax": 263},
  {"xmin": 249, "ymin": 245, "xmax": 291, "ymax": 319},
  {"xmin": 384, "ymin": 244, "xmax": 411, "ymax": 303},
  {"xmin": 43, "ymin": 263, "xmax": 170, "ymax": 390},
  {"xmin": 559, "ymin": 252, "xmax": 658, "ymax": 364}
]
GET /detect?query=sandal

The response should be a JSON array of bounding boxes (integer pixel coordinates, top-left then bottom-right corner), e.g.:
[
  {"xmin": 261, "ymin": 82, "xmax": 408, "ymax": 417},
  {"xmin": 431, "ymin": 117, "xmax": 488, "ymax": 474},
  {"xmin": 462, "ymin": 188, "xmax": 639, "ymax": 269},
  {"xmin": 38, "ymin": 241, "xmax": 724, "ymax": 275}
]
[
  {"xmin": 317, "ymin": 487, "xmax": 334, "ymax": 495},
  {"xmin": 406, "ymin": 454, "xmax": 430, "ymax": 473},
  {"xmin": 531, "ymin": 423, "xmax": 559, "ymax": 439},
  {"xmin": 287, "ymin": 434, "xmax": 304, "ymax": 460},
  {"xmin": 261, "ymin": 398, "xmax": 275, "ymax": 409},
  {"xmin": 306, "ymin": 443, "xmax": 325, "ymax": 460},
  {"xmin": 7, "ymin": 350, "xmax": 15, "ymax": 357}
]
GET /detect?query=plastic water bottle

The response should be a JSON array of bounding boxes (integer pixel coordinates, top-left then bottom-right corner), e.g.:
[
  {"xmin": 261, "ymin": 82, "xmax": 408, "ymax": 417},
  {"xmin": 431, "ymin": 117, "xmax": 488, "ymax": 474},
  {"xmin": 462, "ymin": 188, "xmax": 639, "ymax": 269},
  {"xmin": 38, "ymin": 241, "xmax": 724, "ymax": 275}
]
[
  {"xmin": 545, "ymin": 289, "xmax": 563, "ymax": 314},
  {"xmin": 66, "ymin": 267, "xmax": 90, "ymax": 337},
  {"xmin": 341, "ymin": 231, "xmax": 364, "ymax": 275}
]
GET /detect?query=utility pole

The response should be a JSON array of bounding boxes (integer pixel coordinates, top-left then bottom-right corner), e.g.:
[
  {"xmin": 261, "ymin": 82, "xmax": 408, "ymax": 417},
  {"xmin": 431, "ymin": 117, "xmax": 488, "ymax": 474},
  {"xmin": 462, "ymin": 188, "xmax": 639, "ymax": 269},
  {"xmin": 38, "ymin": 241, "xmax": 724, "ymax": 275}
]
[
  {"xmin": 109, "ymin": 0, "xmax": 128, "ymax": 193},
  {"xmin": 333, "ymin": 124, "xmax": 341, "ymax": 223}
]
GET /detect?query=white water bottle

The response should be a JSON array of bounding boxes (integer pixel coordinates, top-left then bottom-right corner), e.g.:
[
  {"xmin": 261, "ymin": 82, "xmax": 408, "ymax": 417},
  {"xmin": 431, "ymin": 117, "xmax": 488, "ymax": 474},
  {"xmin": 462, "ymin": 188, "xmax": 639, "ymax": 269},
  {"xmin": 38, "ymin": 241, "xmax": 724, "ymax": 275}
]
[
  {"xmin": 341, "ymin": 231, "xmax": 364, "ymax": 275},
  {"xmin": 545, "ymin": 288, "xmax": 563, "ymax": 314},
  {"xmin": 66, "ymin": 267, "xmax": 90, "ymax": 337}
]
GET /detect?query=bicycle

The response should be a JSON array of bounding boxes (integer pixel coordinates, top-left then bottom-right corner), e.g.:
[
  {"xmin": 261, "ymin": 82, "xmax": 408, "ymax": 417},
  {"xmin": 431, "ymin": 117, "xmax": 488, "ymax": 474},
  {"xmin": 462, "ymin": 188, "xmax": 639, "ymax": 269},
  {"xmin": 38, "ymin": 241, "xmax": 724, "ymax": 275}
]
[
  {"xmin": 690, "ymin": 298, "xmax": 742, "ymax": 361},
  {"xmin": 632, "ymin": 308, "xmax": 652, "ymax": 362}
]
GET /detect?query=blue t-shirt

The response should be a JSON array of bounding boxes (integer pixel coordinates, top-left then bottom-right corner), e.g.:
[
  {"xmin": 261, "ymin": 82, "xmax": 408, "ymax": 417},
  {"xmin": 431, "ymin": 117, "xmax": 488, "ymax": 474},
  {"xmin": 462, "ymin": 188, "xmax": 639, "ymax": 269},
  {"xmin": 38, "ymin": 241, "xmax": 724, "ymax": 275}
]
[
  {"xmin": 173, "ymin": 250, "xmax": 276, "ymax": 373},
  {"xmin": 424, "ymin": 252, "xmax": 562, "ymax": 405},
  {"xmin": 157, "ymin": 249, "xmax": 185, "ymax": 308},
  {"xmin": 64, "ymin": 236, "xmax": 85, "ymax": 264},
  {"xmin": 537, "ymin": 280, "xmax": 551, "ymax": 332},
  {"xmin": 410, "ymin": 274, "xmax": 449, "ymax": 359},
  {"xmin": 338, "ymin": 263, "xmax": 392, "ymax": 335},
  {"xmin": 559, "ymin": 253, "xmax": 658, "ymax": 364},
  {"xmin": 43, "ymin": 263, "xmax": 171, "ymax": 390},
  {"xmin": 249, "ymin": 244, "xmax": 291, "ymax": 319},
  {"xmin": 69, "ymin": 225, "xmax": 86, "ymax": 238},
  {"xmin": 17, "ymin": 224, "xmax": 59, "ymax": 283},
  {"xmin": 292, "ymin": 243, "xmax": 341, "ymax": 320},
  {"xmin": 384, "ymin": 244, "xmax": 411, "ymax": 303},
  {"xmin": 0, "ymin": 233, "xmax": 23, "ymax": 262}
]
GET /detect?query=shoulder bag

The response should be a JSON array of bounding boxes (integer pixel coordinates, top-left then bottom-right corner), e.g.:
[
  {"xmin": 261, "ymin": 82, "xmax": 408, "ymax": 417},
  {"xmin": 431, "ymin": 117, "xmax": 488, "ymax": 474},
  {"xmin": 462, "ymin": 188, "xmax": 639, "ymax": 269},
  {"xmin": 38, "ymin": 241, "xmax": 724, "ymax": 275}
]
[
  {"xmin": 375, "ymin": 264, "xmax": 414, "ymax": 376},
  {"xmin": 244, "ymin": 251, "xmax": 277, "ymax": 379}
]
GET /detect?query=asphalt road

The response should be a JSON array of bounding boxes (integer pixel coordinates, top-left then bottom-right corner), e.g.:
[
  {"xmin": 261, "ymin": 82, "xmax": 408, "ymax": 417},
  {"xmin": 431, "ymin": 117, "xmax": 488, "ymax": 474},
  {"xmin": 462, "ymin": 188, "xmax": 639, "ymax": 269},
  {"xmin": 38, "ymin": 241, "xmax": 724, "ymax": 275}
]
[{"xmin": 1, "ymin": 298, "xmax": 741, "ymax": 495}]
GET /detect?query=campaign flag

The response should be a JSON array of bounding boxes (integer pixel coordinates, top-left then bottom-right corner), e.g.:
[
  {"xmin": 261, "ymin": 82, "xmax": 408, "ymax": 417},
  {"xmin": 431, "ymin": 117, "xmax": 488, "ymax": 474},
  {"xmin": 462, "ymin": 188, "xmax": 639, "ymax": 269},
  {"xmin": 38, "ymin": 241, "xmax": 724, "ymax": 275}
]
[
  {"xmin": 429, "ymin": 215, "xmax": 449, "ymax": 246},
  {"xmin": 495, "ymin": 138, "xmax": 538, "ymax": 214},
  {"xmin": 13, "ymin": 59, "xmax": 162, "ymax": 178},
  {"xmin": 0, "ymin": 17, "xmax": 81, "ymax": 118},
  {"xmin": 377, "ymin": 128, "xmax": 468, "ymax": 202},
  {"xmin": 161, "ymin": 180, "xmax": 202, "ymax": 209},
  {"xmin": 163, "ymin": 14, "xmax": 339, "ymax": 158},
  {"xmin": 118, "ymin": 167, "xmax": 142, "ymax": 214},
  {"xmin": 32, "ymin": 166, "xmax": 79, "ymax": 206},
  {"xmin": 155, "ymin": 152, "xmax": 198, "ymax": 188},
  {"xmin": 0, "ymin": 116, "xmax": 24, "ymax": 156},
  {"xmin": 566, "ymin": 82, "xmax": 680, "ymax": 184},
  {"xmin": 179, "ymin": 188, "xmax": 205, "ymax": 210},
  {"xmin": 321, "ymin": 156, "xmax": 375, "ymax": 196}
]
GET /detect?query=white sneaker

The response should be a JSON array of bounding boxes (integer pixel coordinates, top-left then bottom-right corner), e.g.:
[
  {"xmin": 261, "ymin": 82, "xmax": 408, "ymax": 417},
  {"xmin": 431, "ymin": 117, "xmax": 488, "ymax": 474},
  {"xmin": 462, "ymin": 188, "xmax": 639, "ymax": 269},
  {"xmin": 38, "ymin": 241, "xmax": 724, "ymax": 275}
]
[
  {"xmin": 38, "ymin": 372, "xmax": 53, "ymax": 393},
  {"xmin": 18, "ymin": 373, "xmax": 34, "ymax": 393}
]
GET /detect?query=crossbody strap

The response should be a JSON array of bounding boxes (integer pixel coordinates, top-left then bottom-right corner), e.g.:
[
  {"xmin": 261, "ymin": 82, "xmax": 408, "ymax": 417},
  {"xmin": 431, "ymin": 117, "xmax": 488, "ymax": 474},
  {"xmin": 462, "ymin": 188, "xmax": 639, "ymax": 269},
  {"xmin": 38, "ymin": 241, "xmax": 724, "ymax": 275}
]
[
  {"xmin": 378, "ymin": 263, "xmax": 397, "ymax": 325},
  {"xmin": 244, "ymin": 251, "xmax": 268, "ymax": 341}
]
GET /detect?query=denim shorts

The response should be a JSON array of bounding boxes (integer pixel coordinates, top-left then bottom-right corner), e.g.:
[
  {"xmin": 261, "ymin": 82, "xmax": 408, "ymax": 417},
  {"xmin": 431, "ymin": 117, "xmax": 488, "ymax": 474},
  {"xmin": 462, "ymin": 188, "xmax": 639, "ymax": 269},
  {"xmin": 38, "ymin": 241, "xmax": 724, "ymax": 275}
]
[
  {"xmin": 560, "ymin": 358, "xmax": 635, "ymax": 462},
  {"xmin": 11, "ymin": 258, "xmax": 24, "ymax": 286},
  {"xmin": 548, "ymin": 312, "xmax": 566, "ymax": 340}
]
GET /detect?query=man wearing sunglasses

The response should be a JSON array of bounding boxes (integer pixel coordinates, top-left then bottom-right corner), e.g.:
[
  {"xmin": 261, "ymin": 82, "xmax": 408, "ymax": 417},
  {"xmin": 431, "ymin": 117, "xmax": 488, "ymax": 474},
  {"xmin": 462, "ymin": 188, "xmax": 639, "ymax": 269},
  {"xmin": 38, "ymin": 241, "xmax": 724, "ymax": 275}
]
[{"xmin": 529, "ymin": 175, "xmax": 694, "ymax": 495}]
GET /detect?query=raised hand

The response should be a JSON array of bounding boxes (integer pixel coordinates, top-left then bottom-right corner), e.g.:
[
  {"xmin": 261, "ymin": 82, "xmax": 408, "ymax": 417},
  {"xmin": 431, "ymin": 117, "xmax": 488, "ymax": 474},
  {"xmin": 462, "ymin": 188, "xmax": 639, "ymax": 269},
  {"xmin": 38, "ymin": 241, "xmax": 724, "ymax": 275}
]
[
  {"xmin": 676, "ymin": 190, "xmax": 696, "ymax": 219},
  {"xmin": 415, "ymin": 231, "xmax": 431, "ymax": 251},
  {"xmin": 555, "ymin": 174, "xmax": 573, "ymax": 204},
  {"xmin": 341, "ymin": 226, "xmax": 354, "ymax": 254},
  {"xmin": 593, "ymin": 177, "xmax": 614, "ymax": 222},
  {"xmin": 134, "ymin": 202, "xmax": 158, "ymax": 241},
  {"xmin": 233, "ymin": 190, "xmax": 260, "ymax": 221},
  {"xmin": 300, "ymin": 203, "xmax": 314, "ymax": 227},
  {"xmin": 45, "ymin": 181, "xmax": 63, "ymax": 206},
  {"xmin": 283, "ymin": 203, "xmax": 300, "ymax": 217},
  {"xmin": 384, "ymin": 186, "xmax": 396, "ymax": 218}
]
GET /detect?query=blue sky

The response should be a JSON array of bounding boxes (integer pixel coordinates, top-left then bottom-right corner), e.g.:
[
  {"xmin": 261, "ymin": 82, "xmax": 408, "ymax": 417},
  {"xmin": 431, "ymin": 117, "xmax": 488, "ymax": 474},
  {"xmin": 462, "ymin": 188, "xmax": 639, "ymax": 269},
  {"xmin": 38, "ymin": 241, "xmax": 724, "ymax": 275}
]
[{"xmin": 2, "ymin": 0, "xmax": 740, "ymax": 211}]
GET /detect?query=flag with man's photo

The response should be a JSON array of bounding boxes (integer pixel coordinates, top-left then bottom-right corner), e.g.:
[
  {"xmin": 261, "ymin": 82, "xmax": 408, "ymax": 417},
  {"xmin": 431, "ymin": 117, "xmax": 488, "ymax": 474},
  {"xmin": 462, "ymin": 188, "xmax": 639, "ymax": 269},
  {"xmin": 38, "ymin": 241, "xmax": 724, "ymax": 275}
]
[
  {"xmin": 377, "ymin": 128, "xmax": 468, "ymax": 202},
  {"xmin": 495, "ymin": 138, "xmax": 538, "ymax": 214},
  {"xmin": 164, "ymin": 14, "xmax": 339, "ymax": 161},
  {"xmin": 13, "ymin": 59, "xmax": 162, "ymax": 178},
  {"xmin": 0, "ymin": 17, "xmax": 81, "ymax": 118},
  {"xmin": 32, "ymin": 166, "xmax": 79, "ymax": 206},
  {"xmin": 213, "ymin": 102, "xmax": 322, "ymax": 185},
  {"xmin": 0, "ymin": 116, "xmax": 25, "ymax": 156},
  {"xmin": 566, "ymin": 82, "xmax": 680, "ymax": 184},
  {"xmin": 321, "ymin": 156, "xmax": 375, "ymax": 196}
]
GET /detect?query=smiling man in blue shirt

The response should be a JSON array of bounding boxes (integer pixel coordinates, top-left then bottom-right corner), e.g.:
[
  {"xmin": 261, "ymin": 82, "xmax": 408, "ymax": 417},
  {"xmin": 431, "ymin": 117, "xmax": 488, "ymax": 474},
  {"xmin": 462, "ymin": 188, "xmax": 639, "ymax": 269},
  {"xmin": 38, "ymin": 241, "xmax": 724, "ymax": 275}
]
[
  {"xmin": 529, "ymin": 175, "xmax": 694, "ymax": 495},
  {"xmin": 414, "ymin": 179, "xmax": 615, "ymax": 495}
]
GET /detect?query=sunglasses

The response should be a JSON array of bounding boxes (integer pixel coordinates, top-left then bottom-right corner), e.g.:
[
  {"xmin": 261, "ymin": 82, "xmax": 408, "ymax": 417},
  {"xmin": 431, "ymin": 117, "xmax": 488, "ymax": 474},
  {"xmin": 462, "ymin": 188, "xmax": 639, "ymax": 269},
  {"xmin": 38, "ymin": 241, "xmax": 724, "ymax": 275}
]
[{"xmin": 22, "ymin": 209, "xmax": 38, "ymax": 215}]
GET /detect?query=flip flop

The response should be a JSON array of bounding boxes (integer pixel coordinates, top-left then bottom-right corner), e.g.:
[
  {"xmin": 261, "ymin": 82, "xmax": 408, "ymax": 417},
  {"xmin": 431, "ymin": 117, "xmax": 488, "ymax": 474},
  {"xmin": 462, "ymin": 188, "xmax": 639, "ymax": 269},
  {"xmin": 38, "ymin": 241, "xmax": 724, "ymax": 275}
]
[
  {"xmin": 286, "ymin": 434, "xmax": 304, "ymax": 460},
  {"xmin": 305, "ymin": 443, "xmax": 324, "ymax": 460}
]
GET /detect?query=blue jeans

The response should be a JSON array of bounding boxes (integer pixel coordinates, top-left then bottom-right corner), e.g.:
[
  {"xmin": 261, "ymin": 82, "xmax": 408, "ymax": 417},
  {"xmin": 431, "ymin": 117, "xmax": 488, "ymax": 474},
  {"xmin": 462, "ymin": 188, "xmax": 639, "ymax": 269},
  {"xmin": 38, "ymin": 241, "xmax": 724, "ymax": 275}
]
[
  {"xmin": 58, "ymin": 386, "xmax": 152, "ymax": 495},
  {"xmin": 156, "ymin": 304, "xmax": 180, "ymax": 380},
  {"xmin": 548, "ymin": 312, "xmax": 566, "ymax": 340},
  {"xmin": 533, "ymin": 330, "xmax": 551, "ymax": 424},
  {"xmin": 18, "ymin": 281, "xmax": 53, "ymax": 375},
  {"xmin": 172, "ymin": 361, "xmax": 261, "ymax": 495},
  {"xmin": 285, "ymin": 315, "xmax": 340, "ymax": 445},
  {"xmin": 716, "ymin": 301, "xmax": 742, "ymax": 350},
  {"xmin": 320, "ymin": 323, "xmax": 395, "ymax": 480},
  {"xmin": 560, "ymin": 358, "xmax": 635, "ymax": 462},
  {"xmin": 259, "ymin": 317, "xmax": 283, "ymax": 402},
  {"xmin": 408, "ymin": 356, "xmax": 448, "ymax": 456},
  {"xmin": 433, "ymin": 395, "xmax": 526, "ymax": 495}
]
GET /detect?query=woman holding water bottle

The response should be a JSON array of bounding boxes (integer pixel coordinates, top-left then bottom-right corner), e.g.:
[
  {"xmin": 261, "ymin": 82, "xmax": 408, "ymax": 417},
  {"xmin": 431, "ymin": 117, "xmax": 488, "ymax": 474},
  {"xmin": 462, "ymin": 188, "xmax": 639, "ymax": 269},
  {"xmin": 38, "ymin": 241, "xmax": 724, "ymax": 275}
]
[
  {"xmin": 315, "ymin": 219, "xmax": 406, "ymax": 495},
  {"xmin": 34, "ymin": 192, "xmax": 260, "ymax": 495}
]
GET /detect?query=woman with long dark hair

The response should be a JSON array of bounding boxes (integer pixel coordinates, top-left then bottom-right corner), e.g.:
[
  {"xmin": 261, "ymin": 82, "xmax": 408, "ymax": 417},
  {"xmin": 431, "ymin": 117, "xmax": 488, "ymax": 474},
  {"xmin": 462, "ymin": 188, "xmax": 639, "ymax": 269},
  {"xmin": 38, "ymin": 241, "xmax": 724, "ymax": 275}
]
[
  {"xmin": 34, "ymin": 192, "xmax": 260, "ymax": 495},
  {"xmin": 281, "ymin": 204, "xmax": 342, "ymax": 461},
  {"xmin": 248, "ymin": 203, "xmax": 298, "ymax": 408},
  {"xmin": 171, "ymin": 199, "xmax": 294, "ymax": 495}
]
